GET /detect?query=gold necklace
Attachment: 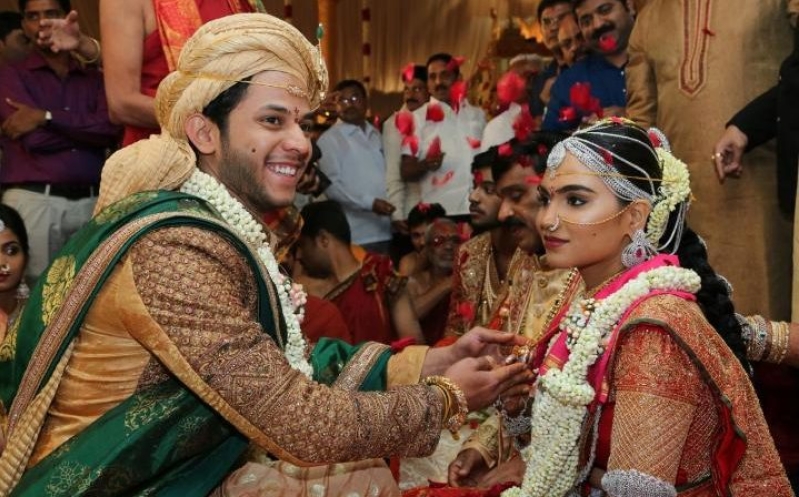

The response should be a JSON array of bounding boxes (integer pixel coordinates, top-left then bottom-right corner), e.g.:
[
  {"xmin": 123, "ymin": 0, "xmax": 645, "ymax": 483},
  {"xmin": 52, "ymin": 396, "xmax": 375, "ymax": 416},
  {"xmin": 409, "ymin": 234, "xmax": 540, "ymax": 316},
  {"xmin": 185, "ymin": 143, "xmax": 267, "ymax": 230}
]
[
  {"xmin": 540, "ymin": 267, "xmax": 581, "ymax": 335},
  {"xmin": 584, "ymin": 268, "xmax": 626, "ymax": 299}
]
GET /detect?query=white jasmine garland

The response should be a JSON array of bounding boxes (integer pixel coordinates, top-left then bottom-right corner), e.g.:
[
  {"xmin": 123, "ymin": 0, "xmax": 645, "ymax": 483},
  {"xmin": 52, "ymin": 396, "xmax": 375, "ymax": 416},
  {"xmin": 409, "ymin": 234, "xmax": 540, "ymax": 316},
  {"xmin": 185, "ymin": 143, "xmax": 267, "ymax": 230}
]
[
  {"xmin": 645, "ymin": 149, "xmax": 691, "ymax": 246},
  {"xmin": 503, "ymin": 265, "xmax": 700, "ymax": 497},
  {"xmin": 180, "ymin": 169, "xmax": 313, "ymax": 378}
]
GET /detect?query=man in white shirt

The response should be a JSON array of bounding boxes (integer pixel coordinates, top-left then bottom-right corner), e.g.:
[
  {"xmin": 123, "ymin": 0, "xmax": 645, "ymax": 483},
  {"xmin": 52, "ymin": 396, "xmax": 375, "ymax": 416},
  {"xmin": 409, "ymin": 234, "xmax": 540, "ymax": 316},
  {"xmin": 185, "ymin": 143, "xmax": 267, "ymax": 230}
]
[
  {"xmin": 317, "ymin": 79, "xmax": 395, "ymax": 252},
  {"xmin": 400, "ymin": 53, "xmax": 486, "ymax": 219},
  {"xmin": 384, "ymin": 64, "xmax": 429, "ymax": 234}
]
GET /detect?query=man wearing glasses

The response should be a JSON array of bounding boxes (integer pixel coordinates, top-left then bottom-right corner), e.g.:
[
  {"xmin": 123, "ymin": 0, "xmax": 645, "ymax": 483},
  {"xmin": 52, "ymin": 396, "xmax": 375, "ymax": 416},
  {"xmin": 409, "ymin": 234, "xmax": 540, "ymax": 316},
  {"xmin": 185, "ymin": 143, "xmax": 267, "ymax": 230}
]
[
  {"xmin": 0, "ymin": 0, "xmax": 120, "ymax": 283},
  {"xmin": 317, "ymin": 79, "xmax": 395, "ymax": 254}
]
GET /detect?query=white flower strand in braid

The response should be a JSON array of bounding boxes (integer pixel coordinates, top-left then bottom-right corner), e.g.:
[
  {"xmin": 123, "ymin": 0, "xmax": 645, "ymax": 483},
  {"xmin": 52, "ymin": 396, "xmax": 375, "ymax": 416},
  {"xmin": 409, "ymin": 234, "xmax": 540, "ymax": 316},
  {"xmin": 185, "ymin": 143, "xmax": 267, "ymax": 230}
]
[
  {"xmin": 180, "ymin": 169, "xmax": 313, "ymax": 378},
  {"xmin": 502, "ymin": 265, "xmax": 701, "ymax": 497}
]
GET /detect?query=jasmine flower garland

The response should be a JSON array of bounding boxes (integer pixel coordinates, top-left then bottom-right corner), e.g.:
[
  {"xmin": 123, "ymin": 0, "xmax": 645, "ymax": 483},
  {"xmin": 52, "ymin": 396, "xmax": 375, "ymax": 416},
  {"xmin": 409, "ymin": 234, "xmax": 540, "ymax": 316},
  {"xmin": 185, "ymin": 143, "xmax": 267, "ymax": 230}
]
[
  {"xmin": 180, "ymin": 169, "xmax": 313, "ymax": 378},
  {"xmin": 502, "ymin": 265, "xmax": 700, "ymax": 497}
]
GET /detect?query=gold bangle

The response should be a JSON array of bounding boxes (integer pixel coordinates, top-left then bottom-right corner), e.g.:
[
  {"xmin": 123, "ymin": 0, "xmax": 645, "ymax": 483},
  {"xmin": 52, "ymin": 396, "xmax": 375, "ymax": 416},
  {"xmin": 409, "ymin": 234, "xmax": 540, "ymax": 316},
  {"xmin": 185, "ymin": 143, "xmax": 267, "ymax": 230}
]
[
  {"xmin": 72, "ymin": 36, "xmax": 101, "ymax": 65},
  {"xmin": 423, "ymin": 375, "xmax": 468, "ymax": 434}
]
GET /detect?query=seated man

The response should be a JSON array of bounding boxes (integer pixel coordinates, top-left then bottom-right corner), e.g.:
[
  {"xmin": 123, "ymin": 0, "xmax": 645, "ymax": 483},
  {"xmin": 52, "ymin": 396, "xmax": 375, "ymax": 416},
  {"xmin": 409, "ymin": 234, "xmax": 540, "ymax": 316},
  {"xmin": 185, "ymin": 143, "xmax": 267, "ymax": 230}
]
[
  {"xmin": 407, "ymin": 218, "xmax": 460, "ymax": 345},
  {"xmin": 296, "ymin": 200, "xmax": 425, "ymax": 345},
  {"xmin": 399, "ymin": 202, "xmax": 446, "ymax": 276}
]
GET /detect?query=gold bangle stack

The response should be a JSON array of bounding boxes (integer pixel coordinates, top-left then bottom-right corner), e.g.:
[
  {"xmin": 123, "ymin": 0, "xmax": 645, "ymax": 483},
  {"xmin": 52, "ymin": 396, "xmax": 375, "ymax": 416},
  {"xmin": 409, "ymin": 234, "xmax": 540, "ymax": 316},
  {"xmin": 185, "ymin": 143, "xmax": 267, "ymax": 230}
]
[
  {"xmin": 72, "ymin": 37, "xmax": 101, "ymax": 65},
  {"xmin": 744, "ymin": 315, "xmax": 769, "ymax": 361},
  {"xmin": 767, "ymin": 321, "xmax": 790, "ymax": 365},
  {"xmin": 423, "ymin": 375, "xmax": 468, "ymax": 435}
]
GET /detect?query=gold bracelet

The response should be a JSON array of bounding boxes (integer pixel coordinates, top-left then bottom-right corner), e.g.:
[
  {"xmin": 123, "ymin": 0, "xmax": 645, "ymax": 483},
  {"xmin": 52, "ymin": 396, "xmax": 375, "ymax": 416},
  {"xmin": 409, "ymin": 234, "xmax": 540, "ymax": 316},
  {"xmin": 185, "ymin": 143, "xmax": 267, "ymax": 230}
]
[
  {"xmin": 72, "ymin": 36, "xmax": 101, "ymax": 65},
  {"xmin": 776, "ymin": 322, "xmax": 790, "ymax": 365},
  {"xmin": 423, "ymin": 375, "xmax": 468, "ymax": 434}
]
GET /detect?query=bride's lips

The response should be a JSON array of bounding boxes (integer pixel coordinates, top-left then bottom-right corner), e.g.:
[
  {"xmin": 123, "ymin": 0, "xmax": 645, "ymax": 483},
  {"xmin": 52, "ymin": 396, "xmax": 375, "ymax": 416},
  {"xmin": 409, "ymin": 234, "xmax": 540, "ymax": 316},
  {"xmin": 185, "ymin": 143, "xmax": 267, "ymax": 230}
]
[{"xmin": 543, "ymin": 235, "xmax": 568, "ymax": 249}]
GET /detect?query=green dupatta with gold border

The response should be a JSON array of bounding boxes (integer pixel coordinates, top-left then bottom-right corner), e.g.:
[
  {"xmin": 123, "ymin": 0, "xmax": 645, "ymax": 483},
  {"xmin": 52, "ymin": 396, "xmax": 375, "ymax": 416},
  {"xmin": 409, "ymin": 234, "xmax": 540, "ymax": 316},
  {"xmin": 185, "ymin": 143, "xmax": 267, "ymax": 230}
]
[{"xmin": 0, "ymin": 191, "xmax": 391, "ymax": 496}]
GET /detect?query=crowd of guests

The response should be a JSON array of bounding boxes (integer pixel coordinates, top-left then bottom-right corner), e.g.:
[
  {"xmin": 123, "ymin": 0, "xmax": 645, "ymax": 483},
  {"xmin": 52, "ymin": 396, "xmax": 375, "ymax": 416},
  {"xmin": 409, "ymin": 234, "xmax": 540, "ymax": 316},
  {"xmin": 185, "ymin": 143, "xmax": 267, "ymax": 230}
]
[{"xmin": 0, "ymin": 0, "xmax": 797, "ymax": 496}]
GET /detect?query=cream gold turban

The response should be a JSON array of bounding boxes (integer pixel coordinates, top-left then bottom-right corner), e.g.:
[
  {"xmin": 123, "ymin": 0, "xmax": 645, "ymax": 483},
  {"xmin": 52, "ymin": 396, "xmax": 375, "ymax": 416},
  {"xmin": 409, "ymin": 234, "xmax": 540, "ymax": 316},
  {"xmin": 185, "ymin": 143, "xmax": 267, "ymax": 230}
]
[{"xmin": 94, "ymin": 13, "xmax": 329, "ymax": 214}]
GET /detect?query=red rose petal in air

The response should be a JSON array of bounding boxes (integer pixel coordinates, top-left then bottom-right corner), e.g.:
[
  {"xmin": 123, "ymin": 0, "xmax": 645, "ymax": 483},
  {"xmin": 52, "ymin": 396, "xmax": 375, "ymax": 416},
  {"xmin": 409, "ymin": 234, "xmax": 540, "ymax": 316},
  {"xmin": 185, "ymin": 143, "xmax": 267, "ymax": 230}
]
[
  {"xmin": 569, "ymin": 82, "xmax": 592, "ymax": 110},
  {"xmin": 473, "ymin": 170, "xmax": 484, "ymax": 185},
  {"xmin": 426, "ymin": 103, "xmax": 445, "ymax": 122},
  {"xmin": 498, "ymin": 142, "xmax": 513, "ymax": 157},
  {"xmin": 446, "ymin": 56, "xmax": 466, "ymax": 72},
  {"xmin": 598, "ymin": 34, "xmax": 618, "ymax": 52},
  {"xmin": 496, "ymin": 71, "xmax": 527, "ymax": 105},
  {"xmin": 525, "ymin": 174, "xmax": 542, "ymax": 185},
  {"xmin": 401, "ymin": 62, "xmax": 415, "ymax": 83},
  {"xmin": 417, "ymin": 202, "xmax": 431, "ymax": 213},
  {"xmin": 559, "ymin": 106, "xmax": 578, "ymax": 122},
  {"xmin": 395, "ymin": 110, "xmax": 415, "ymax": 136},
  {"xmin": 466, "ymin": 136, "xmax": 481, "ymax": 149},
  {"xmin": 450, "ymin": 81, "xmax": 467, "ymax": 111},
  {"xmin": 513, "ymin": 107, "xmax": 537, "ymax": 141},
  {"xmin": 426, "ymin": 136, "xmax": 442, "ymax": 159},
  {"xmin": 402, "ymin": 135, "xmax": 419, "ymax": 156}
]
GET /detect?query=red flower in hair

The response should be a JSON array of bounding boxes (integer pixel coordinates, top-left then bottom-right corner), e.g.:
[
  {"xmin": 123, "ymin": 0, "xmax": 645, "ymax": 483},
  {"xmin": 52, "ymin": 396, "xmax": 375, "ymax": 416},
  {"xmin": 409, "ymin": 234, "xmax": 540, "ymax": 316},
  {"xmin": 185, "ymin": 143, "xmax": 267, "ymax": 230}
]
[
  {"xmin": 466, "ymin": 136, "xmax": 481, "ymax": 149},
  {"xmin": 498, "ymin": 142, "xmax": 513, "ymax": 157},
  {"xmin": 416, "ymin": 202, "xmax": 431, "ymax": 213},
  {"xmin": 473, "ymin": 170, "xmax": 484, "ymax": 185},
  {"xmin": 524, "ymin": 174, "xmax": 542, "ymax": 185},
  {"xmin": 446, "ymin": 56, "xmax": 466, "ymax": 72},
  {"xmin": 647, "ymin": 130, "xmax": 662, "ymax": 148},
  {"xmin": 600, "ymin": 148, "xmax": 614, "ymax": 165},
  {"xmin": 513, "ymin": 106, "xmax": 537, "ymax": 141},
  {"xmin": 402, "ymin": 135, "xmax": 419, "ymax": 156},
  {"xmin": 450, "ymin": 81, "xmax": 468, "ymax": 111},
  {"xmin": 456, "ymin": 302, "xmax": 476, "ymax": 322},
  {"xmin": 401, "ymin": 62, "xmax": 416, "ymax": 83},
  {"xmin": 598, "ymin": 34, "xmax": 618, "ymax": 52},
  {"xmin": 496, "ymin": 71, "xmax": 527, "ymax": 105},
  {"xmin": 426, "ymin": 103, "xmax": 445, "ymax": 122},
  {"xmin": 425, "ymin": 136, "xmax": 442, "ymax": 159},
  {"xmin": 395, "ymin": 110, "xmax": 415, "ymax": 136},
  {"xmin": 558, "ymin": 106, "xmax": 578, "ymax": 123}
]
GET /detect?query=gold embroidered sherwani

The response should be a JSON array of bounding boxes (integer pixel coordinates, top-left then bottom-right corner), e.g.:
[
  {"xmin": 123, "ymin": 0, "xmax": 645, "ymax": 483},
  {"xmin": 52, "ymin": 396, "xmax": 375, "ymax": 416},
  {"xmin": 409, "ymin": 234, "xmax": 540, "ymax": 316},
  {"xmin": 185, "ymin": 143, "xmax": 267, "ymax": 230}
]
[
  {"xmin": 626, "ymin": 0, "xmax": 794, "ymax": 319},
  {"xmin": 29, "ymin": 225, "xmax": 443, "ymax": 468}
]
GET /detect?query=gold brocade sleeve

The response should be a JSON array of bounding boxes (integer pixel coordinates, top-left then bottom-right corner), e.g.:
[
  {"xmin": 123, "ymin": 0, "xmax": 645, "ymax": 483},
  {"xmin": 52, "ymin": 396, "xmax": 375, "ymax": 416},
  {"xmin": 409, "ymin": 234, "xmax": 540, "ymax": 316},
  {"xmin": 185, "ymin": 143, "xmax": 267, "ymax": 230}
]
[
  {"xmin": 122, "ymin": 226, "xmax": 443, "ymax": 466},
  {"xmin": 387, "ymin": 345, "xmax": 429, "ymax": 388},
  {"xmin": 607, "ymin": 324, "xmax": 705, "ymax": 484},
  {"xmin": 459, "ymin": 413, "xmax": 510, "ymax": 469}
]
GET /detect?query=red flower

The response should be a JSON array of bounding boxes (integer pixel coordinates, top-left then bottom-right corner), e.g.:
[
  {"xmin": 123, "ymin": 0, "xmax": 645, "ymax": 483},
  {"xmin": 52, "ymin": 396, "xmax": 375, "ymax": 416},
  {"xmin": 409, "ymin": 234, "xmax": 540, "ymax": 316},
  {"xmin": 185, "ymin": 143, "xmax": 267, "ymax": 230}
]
[
  {"xmin": 598, "ymin": 34, "xmax": 618, "ymax": 52},
  {"xmin": 395, "ymin": 110, "xmax": 415, "ymax": 136},
  {"xmin": 588, "ymin": 97, "xmax": 603, "ymax": 117},
  {"xmin": 600, "ymin": 148, "xmax": 614, "ymax": 165},
  {"xmin": 425, "ymin": 136, "xmax": 442, "ymax": 159},
  {"xmin": 498, "ymin": 142, "xmax": 513, "ymax": 157},
  {"xmin": 537, "ymin": 144, "xmax": 549, "ymax": 156},
  {"xmin": 473, "ymin": 170, "xmax": 484, "ymax": 185},
  {"xmin": 496, "ymin": 71, "xmax": 527, "ymax": 105},
  {"xmin": 525, "ymin": 174, "xmax": 542, "ymax": 185},
  {"xmin": 401, "ymin": 62, "xmax": 415, "ymax": 83},
  {"xmin": 457, "ymin": 302, "xmax": 476, "ymax": 322},
  {"xmin": 512, "ymin": 106, "xmax": 537, "ymax": 141},
  {"xmin": 446, "ymin": 56, "xmax": 466, "ymax": 72},
  {"xmin": 426, "ymin": 103, "xmax": 445, "ymax": 122},
  {"xmin": 648, "ymin": 129, "xmax": 662, "ymax": 148},
  {"xmin": 402, "ymin": 135, "xmax": 419, "ymax": 156},
  {"xmin": 466, "ymin": 136, "xmax": 481, "ymax": 149},
  {"xmin": 558, "ymin": 106, "xmax": 578, "ymax": 122},
  {"xmin": 450, "ymin": 81, "xmax": 468, "ymax": 111},
  {"xmin": 570, "ymin": 82, "xmax": 592, "ymax": 111}
]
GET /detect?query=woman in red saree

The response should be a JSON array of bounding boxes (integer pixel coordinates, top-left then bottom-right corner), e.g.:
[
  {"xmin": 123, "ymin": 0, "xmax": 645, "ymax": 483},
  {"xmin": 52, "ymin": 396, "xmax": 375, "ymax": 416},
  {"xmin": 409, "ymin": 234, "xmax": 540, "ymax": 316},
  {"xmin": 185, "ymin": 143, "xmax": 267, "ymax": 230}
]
[{"xmin": 503, "ymin": 119, "xmax": 791, "ymax": 496}]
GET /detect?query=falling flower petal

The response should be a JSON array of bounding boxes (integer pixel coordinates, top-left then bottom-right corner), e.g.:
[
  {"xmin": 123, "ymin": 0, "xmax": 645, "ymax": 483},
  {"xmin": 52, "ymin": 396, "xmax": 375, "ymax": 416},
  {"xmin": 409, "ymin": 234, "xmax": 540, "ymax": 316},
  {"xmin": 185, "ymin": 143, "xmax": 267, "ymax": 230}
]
[
  {"xmin": 426, "ymin": 136, "xmax": 442, "ymax": 159},
  {"xmin": 395, "ymin": 110, "xmax": 415, "ymax": 136},
  {"xmin": 447, "ymin": 56, "xmax": 466, "ymax": 72},
  {"xmin": 401, "ymin": 62, "xmax": 416, "ymax": 83},
  {"xmin": 496, "ymin": 71, "xmax": 527, "ymax": 105},
  {"xmin": 417, "ymin": 202, "xmax": 431, "ymax": 213},
  {"xmin": 426, "ymin": 103, "xmax": 445, "ymax": 122},
  {"xmin": 498, "ymin": 142, "xmax": 513, "ymax": 157},
  {"xmin": 525, "ymin": 174, "xmax": 542, "ymax": 185},
  {"xmin": 559, "ymin": 106, "xmax": 578, "ymax": 122},
  {"xmin": 598, "ymin": 34, "xmax": 618, "ymax": 52},
  {"xmin": 513, "ymin": 106, "xmax": 537, "ymax": 141},
  {"xmin": 450, "ymin": 81, "xmax": 468, "ymax": 112},
  {"xmin": 569, "ymin": 82, "xmax": 592, "ymax": 111},
  {"xmin": 466, "ymin": 136, "xmax": 481, "ymax": 149},
  {"xmin": 473, "ymin": 170, "xmax": 484, "ymax": 184}
]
